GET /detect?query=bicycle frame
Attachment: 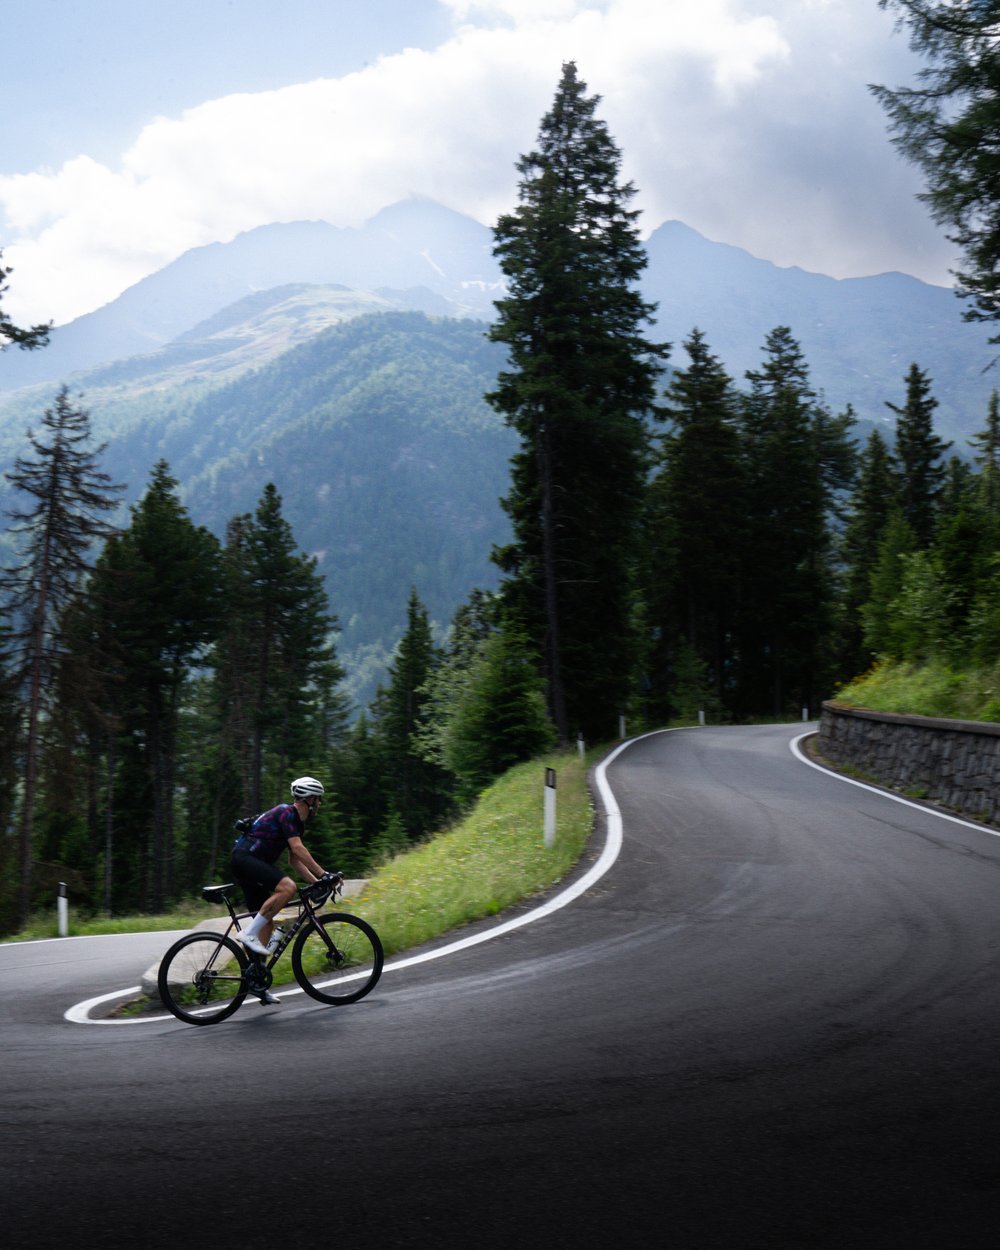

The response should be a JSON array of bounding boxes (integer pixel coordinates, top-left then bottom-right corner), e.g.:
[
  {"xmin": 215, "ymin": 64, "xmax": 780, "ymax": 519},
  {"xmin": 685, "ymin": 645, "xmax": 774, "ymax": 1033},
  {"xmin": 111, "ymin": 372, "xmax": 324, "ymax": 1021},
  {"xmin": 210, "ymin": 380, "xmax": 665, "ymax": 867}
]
[{"xmin": 208, "ymin": 880, "xmax": 341, "ymax": 971}]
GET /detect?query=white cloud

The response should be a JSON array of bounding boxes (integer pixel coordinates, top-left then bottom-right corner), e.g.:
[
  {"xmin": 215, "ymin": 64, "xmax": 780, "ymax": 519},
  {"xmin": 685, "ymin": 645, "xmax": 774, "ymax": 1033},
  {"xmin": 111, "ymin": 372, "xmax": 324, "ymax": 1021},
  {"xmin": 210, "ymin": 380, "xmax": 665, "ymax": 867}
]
[{"xmin": 0, "ymin": 0, "xmax": 954, "ymax": 326}]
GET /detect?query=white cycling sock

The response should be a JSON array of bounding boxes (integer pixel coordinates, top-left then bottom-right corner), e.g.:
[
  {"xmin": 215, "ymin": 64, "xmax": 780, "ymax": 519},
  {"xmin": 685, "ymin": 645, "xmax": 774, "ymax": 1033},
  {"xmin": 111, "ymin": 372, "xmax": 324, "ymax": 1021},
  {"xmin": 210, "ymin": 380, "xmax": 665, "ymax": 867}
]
[{"xmin": 245, "ymin": 912, "xmax": 268, "ymax": 940}]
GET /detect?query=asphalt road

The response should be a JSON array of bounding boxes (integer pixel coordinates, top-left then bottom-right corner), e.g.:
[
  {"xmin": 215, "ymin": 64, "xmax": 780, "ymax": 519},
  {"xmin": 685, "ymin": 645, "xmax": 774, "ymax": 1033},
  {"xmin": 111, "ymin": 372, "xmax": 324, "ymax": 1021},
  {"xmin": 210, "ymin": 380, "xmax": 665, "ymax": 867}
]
[{"xmin": 4, "ymin": 724, "xmax": 1000, "ymax": 1249}]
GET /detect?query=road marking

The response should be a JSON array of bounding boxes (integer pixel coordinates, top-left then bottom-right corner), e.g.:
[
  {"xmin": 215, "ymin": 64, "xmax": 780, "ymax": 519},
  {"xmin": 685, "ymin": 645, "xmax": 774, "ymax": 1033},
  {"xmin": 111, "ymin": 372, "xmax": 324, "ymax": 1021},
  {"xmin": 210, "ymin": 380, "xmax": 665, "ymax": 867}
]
[
  {"xmin": 790, "ymin": 731, "xmax": 1000, "ymax": 839},
  {"xmin": 64, "ymin": 732, "xmax": 669, "ymax": 1026}
]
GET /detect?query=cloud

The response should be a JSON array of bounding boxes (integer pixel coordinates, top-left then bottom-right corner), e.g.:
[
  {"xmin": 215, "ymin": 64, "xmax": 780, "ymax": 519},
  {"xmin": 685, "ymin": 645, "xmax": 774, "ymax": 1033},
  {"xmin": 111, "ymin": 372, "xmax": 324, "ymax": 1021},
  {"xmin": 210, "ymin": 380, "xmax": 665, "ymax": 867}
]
[{"xmin": 0, "ymin": 0, "xmax": 954, "ymax": 326}]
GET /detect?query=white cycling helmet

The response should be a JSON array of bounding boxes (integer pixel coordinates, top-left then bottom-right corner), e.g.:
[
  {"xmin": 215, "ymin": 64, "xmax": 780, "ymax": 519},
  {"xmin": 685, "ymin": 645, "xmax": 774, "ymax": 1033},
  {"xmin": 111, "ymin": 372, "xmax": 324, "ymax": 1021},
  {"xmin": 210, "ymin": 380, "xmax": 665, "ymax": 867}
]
[{"xmin": 291, "ymin": 775, "xmax": 325, "ymax": 800}]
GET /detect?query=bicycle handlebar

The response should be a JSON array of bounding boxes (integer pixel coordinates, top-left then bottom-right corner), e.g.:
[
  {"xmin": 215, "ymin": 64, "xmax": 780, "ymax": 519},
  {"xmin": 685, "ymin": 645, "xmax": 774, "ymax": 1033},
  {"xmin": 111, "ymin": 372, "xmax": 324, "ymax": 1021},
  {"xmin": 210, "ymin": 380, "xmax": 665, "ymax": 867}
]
[{"xmin": 302, "ymin": 871, "xmax": 344, "ymax": 904}]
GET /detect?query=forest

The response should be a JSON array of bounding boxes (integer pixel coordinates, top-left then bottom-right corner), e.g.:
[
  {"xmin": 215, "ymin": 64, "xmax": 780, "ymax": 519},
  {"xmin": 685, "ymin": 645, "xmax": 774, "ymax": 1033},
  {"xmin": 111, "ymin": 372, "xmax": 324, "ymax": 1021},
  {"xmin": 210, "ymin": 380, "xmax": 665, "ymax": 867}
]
[{"xmin": 2, "ymin": 41, "xmax": 999, "ymax": 936}]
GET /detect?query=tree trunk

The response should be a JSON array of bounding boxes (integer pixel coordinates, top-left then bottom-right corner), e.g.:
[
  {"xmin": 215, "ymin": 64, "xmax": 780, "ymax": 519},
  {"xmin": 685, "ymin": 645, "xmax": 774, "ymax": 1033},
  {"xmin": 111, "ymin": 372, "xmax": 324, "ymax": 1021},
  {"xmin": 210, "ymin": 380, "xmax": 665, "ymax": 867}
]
[
  {"xmin": 104, "ymin": 733, "xmax": 116, "ymax": 915},
  {"xmin": 540, "ymin": 427, "xmax": 568, "ymax": 743},
  {"xmin": 18, "ymin": 579, "xmax": 49, "ymax": 926}
]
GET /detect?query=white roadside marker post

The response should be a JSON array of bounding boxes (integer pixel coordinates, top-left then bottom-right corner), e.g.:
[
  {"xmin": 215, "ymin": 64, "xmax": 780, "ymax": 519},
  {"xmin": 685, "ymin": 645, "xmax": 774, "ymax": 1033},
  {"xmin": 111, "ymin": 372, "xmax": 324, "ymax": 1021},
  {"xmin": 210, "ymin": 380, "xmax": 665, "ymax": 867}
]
[
  {"xmin": 544, "ymin": 767, "xmax": 557, "ymax": 848},
  {"xmin": 58, "ymin": 881, "xmax": 68, "ymax": 937}
]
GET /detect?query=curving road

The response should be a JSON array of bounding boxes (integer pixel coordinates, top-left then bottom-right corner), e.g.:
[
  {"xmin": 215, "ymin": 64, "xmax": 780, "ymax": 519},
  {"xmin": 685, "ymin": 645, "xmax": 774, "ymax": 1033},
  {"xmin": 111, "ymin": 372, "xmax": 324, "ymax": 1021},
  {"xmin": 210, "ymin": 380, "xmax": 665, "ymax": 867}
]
[{"xmin": 4, "ymin": 724, "xmax": 1000, "ymax": 1248}]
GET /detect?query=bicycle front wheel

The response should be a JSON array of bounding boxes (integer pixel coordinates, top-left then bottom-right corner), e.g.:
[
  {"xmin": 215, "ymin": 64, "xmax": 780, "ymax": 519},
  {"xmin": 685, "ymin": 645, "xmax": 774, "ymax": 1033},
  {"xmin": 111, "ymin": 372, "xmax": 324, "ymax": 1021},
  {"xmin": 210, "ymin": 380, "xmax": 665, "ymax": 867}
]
[
  {"xmin": 157, "ymin": 932, "xmax": 249, "ymax": 1025},
  {"xmin": 292, "ymin": 913, "xmax": 383, "ymax": 1005}
]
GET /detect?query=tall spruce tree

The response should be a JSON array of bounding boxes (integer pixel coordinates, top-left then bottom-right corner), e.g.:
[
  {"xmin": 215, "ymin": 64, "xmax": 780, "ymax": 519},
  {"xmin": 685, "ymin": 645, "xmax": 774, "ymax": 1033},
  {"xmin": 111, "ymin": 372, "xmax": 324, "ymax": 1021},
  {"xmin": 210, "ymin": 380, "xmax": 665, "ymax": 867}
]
[
  {"xmin": 488, "ymin": 62, "xmax": 668, "ymax": 743},
  {"xmin": 237, "ymin": 485, "xmax": 343, "ymax": 810},
  {"xmin": 872, "ymin": 2, "xmax": 1000, "ymax": 338},
  {"xmin": 373, "ymin": 588, "xmax": 450, "ymax": 841},
  {"xmin": 840, "ymin": 427, "xmax": 898, "ymax": 675},
  {"xmin": 644, "ymin": 328, "xmax": 744, "ymax": 718},
  {"xmin": 0, "ymin": 631, "xmax": 22, "ymax": 931},
  {"xmin": 970, "ymin": 389, "xmax": 1000, "ymax": 517},
  {"xmin": 735, "ymin": 328, "xmax": 849, "ymax": 716},
  {"xmin": 91, "ymin": 462, "xmax": 221, "ymax": 911},
  {"xmin": 886, "ymin": 363, "xmax": 952, "ymax": 546},
  {"xmin": 862, "ymin": 508, "xmax": 918, "ymax": 656},
  {"xmin": 202, "ymin": 486, "xmax": 345, "ymax": 874},
  {"xmin": 0, "ymin": 387, "xmax": 121, "ymax": 924}
]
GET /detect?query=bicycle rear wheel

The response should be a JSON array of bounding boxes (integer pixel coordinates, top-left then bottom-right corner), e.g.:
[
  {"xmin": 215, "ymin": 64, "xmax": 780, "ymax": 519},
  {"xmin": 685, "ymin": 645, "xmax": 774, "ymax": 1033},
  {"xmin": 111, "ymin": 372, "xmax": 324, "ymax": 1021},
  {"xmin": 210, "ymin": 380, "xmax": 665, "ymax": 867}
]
[
  {"xmin": 292, "ymin": 913, "xmax": 383, "ymax": 1005},
  {"xmin": 157, "ymin": 932, "xmax": 249, "ymax": 1025}
]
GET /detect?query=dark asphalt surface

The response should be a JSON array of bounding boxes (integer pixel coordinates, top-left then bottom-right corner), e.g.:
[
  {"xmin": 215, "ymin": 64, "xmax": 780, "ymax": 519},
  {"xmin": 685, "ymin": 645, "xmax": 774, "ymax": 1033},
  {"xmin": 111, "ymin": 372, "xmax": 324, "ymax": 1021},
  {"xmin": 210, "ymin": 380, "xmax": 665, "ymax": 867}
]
[{"xmin": 4, "ymin": 724, "xmax": 1000, "ymax": 1248}]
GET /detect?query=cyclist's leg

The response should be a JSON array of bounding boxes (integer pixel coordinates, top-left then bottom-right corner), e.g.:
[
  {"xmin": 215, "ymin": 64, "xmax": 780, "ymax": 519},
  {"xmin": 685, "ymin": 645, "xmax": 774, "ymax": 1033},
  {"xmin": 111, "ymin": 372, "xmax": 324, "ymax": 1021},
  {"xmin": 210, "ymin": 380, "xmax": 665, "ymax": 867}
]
[{"xmin": 231, "ymin": 852, "xmax": 294, "ymax": 945}]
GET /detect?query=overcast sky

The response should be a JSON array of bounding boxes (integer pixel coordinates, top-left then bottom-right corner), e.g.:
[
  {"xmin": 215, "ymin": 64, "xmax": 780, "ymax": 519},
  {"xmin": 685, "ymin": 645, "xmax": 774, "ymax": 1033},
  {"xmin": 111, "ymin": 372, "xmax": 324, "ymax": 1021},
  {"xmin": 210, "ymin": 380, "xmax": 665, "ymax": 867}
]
[{"xmin": 0, "ymin": 0, "xmax": 952, "ymax": 327}]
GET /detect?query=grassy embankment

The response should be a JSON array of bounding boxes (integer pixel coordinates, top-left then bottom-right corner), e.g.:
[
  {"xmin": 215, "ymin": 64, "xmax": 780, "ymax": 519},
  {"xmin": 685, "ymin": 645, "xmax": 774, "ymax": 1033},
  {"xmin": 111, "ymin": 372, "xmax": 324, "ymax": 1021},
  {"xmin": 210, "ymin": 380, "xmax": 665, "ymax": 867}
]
[
  {"xmin": 834, "ymin": 659, "xmax": 1000, "ymax": 723},
  {"xmin": 5, "ymin": 745, "xmax": 603, "ymax": 957}
]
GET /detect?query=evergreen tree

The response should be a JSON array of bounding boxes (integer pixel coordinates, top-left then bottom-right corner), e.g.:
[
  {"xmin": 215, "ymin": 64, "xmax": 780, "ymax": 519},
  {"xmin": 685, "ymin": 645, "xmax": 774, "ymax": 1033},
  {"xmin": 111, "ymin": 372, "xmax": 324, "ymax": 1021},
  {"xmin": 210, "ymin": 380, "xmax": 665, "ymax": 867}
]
[
  {"xmin": 0, "ymin": 630, "xmax": 22, "ymax": 931},
  {"xmin": 416, "ymin": 588, "xmax": 501, "ymax": 774},
  {"xmin": 932, "ymin": 458, "xmax": 983, "ymax": 644},
  {"xmin": 0, "ymin": 249, "xmax": 50, "ymax": 350},
  {"xmin": 970, "ymin": 389, "xmax": 1000, "ymax": 518},
  {"xmin": 240, "ymin": 485, "xmax": 344, "ymax": 809},
  {"xmin": 439, "ymin": 627, "xmax": 553, "ymax": 806},
  {"xmin": 327, "ymin": 712, "xmax": 386, "ymax": 867},
  {"xmin": 488, "ymin": 62, "xmax": 668, "ymax": 743},
  {"xmin": 873, "ymin": 2, "xmax": 1000, "ymax": 338},
  {"xmin": 862, "ymin": 509, "xmax": 918, "ymax": 656},
  {"xmin": 373, "ymin": 588, "xmax": 450, "ymax": 841},
  {"xmin": 90, "ymin": 462, "xmax": 222, "ymax": 911},
  {"xmin": 196, "ymin": 485, "xmax": 346, "ymax": 879},
  {"xmin": 644, "ymin": 329, "xmax": 743, "ymax": 718},
  {"xmin": 886, "ymin": 363, "xmax": 952, "ymax": 546},
  {"xmin": 840, "ymin": 427, "xmax": 898, "ymax": 675},
  {"xmin": 735, "ymin": 328, "xmax": 851, "ymax": 716},
  {"xmin": 0, "ymin": 387, "xmax": 121, "ymax": 924}
]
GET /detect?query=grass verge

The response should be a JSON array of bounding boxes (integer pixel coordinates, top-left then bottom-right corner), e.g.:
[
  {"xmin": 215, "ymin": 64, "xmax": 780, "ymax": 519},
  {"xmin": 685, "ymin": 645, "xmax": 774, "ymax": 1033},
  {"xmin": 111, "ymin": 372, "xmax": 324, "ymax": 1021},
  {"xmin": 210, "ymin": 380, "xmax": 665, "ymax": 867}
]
[{"xmin": 834, "ymin": 659, "xmax": 1000, "ymax": 723}]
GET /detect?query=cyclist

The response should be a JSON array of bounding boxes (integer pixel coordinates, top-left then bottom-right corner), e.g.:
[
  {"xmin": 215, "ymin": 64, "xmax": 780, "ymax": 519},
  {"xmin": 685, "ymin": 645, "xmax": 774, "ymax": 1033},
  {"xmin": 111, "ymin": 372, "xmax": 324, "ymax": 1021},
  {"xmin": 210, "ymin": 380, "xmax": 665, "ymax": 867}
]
[{"xmin": 231, "ymin": 775, "xmax": 331, "ymax": 1003}]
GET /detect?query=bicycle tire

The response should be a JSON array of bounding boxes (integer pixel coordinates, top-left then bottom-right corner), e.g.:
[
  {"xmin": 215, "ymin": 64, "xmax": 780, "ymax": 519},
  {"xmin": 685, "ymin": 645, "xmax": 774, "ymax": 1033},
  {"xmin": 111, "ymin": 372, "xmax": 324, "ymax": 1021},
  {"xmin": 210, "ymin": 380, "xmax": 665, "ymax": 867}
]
[
  {"xmin": 291, "ymin": 913, "xmax": 383, "ymax": 1005},
  {"xmin": 157, "ymin": 931, "xmax": 249, "ymax": 1025}
]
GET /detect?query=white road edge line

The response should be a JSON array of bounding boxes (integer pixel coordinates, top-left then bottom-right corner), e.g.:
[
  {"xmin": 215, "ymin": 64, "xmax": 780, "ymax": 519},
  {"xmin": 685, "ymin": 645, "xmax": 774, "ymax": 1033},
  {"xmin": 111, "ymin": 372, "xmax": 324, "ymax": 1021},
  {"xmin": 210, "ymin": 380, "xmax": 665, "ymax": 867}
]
[
  {"xmin": 65, "ymin": 731, "xmax": 669, "ymax": 1026},
  {"xmin": 790, "ymin": 730, "xmax": 1000, "ymax": 840}
]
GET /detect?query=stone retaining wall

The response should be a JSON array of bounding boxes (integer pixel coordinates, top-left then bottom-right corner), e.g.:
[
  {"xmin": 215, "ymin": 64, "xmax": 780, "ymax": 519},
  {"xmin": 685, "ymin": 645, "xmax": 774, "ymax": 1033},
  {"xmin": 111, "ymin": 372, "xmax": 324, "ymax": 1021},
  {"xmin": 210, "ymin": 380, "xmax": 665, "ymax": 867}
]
[{"xmin": 818, "ymin": 701, "xmax": 1000, "ymax": 825}]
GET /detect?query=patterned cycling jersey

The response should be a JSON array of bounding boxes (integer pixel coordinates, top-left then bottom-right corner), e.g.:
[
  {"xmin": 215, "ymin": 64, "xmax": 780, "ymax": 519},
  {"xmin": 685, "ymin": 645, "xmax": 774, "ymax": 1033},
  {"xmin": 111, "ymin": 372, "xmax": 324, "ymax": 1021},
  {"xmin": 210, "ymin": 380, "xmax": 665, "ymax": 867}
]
[{"xmin": 233, "ymin": 803, "xmax": 303, "ymax": 865}]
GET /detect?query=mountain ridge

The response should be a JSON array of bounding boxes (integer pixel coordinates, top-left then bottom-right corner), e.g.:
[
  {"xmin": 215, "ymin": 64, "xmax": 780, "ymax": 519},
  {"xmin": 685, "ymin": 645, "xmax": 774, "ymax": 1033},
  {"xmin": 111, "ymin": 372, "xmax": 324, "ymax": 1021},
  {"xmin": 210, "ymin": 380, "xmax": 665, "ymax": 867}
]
[{"xmin": 2, "ymin": 199, "xmax": 995, "ymax": 442}]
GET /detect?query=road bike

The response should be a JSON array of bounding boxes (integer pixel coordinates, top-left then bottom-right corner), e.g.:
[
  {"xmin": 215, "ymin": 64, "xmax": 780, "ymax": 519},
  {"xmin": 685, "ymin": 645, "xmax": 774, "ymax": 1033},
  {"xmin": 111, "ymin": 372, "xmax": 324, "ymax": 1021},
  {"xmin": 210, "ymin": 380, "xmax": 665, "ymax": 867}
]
[{"xmin": 156, "ymin": 873, "xmax": 383, "ymax": 1026}]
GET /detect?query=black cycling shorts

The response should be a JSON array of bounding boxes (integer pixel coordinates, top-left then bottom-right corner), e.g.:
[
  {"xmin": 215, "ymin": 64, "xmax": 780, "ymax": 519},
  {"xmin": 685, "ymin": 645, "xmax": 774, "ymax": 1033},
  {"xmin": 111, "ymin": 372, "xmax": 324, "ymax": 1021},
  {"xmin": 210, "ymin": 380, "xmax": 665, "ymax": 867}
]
[{"xmin": 231, "ymin": 850, "xmax": 290, "ymax": 913}]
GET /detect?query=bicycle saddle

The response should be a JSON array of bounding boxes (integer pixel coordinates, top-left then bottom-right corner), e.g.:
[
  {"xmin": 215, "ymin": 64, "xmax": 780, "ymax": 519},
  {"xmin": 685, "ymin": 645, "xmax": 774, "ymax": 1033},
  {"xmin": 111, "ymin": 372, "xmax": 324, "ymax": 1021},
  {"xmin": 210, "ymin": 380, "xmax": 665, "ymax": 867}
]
[{"xmin": 202, "ymin": 883, "xmax": 235, "ymax": 902}]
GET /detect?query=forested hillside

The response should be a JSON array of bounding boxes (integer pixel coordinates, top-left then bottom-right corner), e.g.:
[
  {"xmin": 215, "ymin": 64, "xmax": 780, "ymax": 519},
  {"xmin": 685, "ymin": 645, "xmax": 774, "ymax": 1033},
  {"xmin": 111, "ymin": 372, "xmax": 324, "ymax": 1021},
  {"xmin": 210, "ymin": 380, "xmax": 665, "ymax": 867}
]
[{"xmin": 1, "ymin": 311, "xmax": 514, "ymax": 708}]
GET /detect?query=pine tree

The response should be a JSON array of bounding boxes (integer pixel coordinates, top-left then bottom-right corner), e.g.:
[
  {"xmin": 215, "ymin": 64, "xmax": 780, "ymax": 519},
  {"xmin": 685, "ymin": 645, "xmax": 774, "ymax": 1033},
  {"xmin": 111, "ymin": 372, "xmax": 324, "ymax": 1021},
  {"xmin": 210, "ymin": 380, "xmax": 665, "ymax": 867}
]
[
  {"xmin": 373, "ymin": 588, "xmax": 450, "ymax": 841},
  {"xmin": 644, "ymin": 328, "xmax": 744, "ymax": 718},
  {"xmin": 840, "ymin": 427, "xmax": 898, "ymax": 674},
  {"xmin": 327, "ymin": 712, "xmax": 386, "ymax": 866},
  {"xmin": 488, "ymin": 62, "xmax": 668, "ymax": 742},
  {"xmin": 886, "ymin": 363, "xmax": 952, "ymax": 546},
  {"xmin": 735, "ymin": 328, "xmax": 851, "ymax": 716},
  {"xmin": 212, "ymin": 486, "xmax": 345, "ymax": 815},
  {"xmin": 0, "ymin": 250, "xmax": 50, "ymax": 350},
  {"xmin": 90, "ymin": 462, "xmax": 222, "ymax": 912},
  {"xmin": 0, "ymin": 387, "xmax": 121, "ymax": 924},
  {"xmin": 862, "ymin": 509, "xmax": 918, "ymax": 657},
  {"xmin": 439, "ymin": 627, "xmax": 553, "ymax": 805},
  {"xmin": 931, "ymin": 458, "xmax": 983, "ymax": 644},
  {"xmin": 0, "ymin": 629, "xmax": 22, "ymax": 931},
  {"xmin": 872, "ymin": 2, "xmax": 1000, "ymax": 338},
  {"xmin": 970, "ymin": 389, "xmax": 1000, "ymax": 518}
]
